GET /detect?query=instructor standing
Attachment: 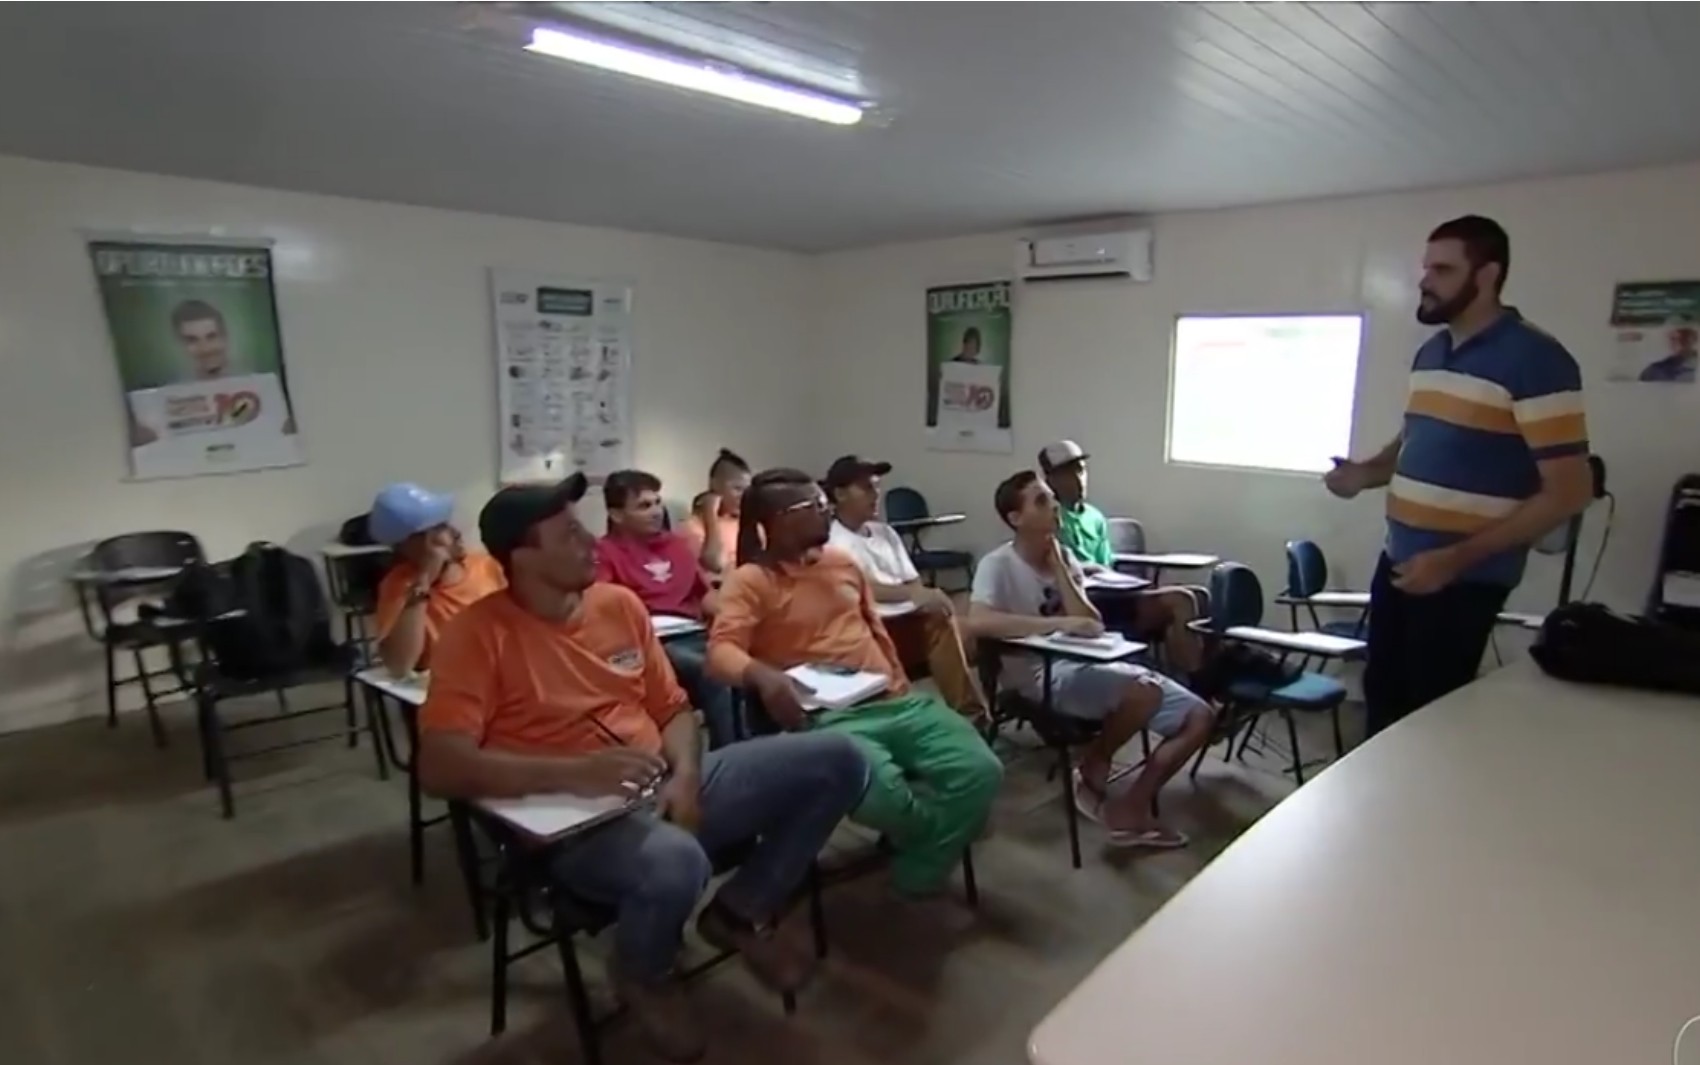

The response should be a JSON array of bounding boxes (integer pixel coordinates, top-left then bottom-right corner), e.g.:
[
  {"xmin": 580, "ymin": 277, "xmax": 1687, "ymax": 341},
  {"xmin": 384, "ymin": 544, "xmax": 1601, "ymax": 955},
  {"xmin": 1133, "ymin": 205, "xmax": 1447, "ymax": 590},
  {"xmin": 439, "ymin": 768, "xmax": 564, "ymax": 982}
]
[{"xmin": 1325, "ymin": 215, "xmax": 1592, "ymax": 737}]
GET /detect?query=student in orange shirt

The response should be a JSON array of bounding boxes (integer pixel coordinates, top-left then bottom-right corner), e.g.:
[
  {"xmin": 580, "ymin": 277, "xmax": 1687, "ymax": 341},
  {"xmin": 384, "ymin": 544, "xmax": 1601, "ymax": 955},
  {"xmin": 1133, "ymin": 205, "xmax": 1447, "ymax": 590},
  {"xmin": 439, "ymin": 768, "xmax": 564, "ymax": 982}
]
[
  {"xmin": 680, "ymin": 447, "xmax": 751, "ymax": 579},
  {"xmin": 416, "ymin": 474, "xmax": 868, "ymax": 1063},
  {"xmin": 707, "ymin": 468, "xmax": 1002, "ymax": 899},
  {"xmin": 367, "ymin": 482, "xmax": 506, "ymax": 676}
]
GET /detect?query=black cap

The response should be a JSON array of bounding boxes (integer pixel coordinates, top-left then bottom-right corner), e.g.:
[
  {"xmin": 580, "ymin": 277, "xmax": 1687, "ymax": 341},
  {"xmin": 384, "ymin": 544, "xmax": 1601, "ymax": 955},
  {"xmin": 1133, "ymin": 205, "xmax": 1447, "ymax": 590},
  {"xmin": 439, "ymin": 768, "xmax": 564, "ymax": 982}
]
[
  {"xmin": 478, "ymin": 473, "xmax": 588, "ymax": 564},
  {"xmin": 823, "ymin": 455, "xmax": 893, "ymax": 491}
]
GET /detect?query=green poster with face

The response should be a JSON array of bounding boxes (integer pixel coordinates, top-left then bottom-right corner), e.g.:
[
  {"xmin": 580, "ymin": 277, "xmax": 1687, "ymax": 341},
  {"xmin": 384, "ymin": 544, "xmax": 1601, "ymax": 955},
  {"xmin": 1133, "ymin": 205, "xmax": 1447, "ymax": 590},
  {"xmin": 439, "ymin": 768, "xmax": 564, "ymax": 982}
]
[
  {"xmin": 925, "ymin": 280, "xmax": 1013, "ymax": 453},
  {"xmin": 89, "ymin": 239, "xmax": 303, "ymax": 479}
]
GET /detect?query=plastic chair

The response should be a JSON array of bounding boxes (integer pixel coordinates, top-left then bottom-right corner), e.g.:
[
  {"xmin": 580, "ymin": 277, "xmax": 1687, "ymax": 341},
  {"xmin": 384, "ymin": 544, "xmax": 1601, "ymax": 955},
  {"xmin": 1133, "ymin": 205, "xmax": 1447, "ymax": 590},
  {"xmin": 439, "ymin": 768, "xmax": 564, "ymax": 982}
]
[
  {"xmin": 1192, "ymin": 563, "xmax": 1353, "ymax": 784},
  {"xmin": 883, "ymin": 486, "xmax": 974, "ymax": 590},
  {"xmin": 1107, "ymin": 517, "xmax": 1152, "ymax": 580},
  {"xmin": 86, "ymin": 530, "xmax": 206, "ymax": 746},
  {"xmin": 1279, "ymin": 540, "xmax": 1369, "ymax": 639},
  {"xmin": 455, "ymin": 802, "xmax": 826, "ymax": 1065}
]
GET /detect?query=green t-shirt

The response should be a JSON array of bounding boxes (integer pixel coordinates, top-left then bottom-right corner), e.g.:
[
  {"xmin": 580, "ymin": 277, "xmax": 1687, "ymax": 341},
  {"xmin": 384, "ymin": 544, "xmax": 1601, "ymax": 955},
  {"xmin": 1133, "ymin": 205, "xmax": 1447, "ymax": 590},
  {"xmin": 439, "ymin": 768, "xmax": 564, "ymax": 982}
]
[{"xmin": 1058, "ymin": 500, "xmax": 1112, "ymax": 567}]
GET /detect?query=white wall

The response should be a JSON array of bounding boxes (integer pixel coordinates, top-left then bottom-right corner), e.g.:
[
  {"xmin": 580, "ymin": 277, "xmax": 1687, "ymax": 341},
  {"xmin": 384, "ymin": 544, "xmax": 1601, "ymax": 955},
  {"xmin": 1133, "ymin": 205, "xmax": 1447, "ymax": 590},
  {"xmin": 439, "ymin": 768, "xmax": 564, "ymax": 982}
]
[
  {"xmin": 807, "ymin": 163, "xmax": 1700, "ymax": 622},
  {"xmin": 0, "ymin": 154, "xmax": 811, "ymax": 732}
]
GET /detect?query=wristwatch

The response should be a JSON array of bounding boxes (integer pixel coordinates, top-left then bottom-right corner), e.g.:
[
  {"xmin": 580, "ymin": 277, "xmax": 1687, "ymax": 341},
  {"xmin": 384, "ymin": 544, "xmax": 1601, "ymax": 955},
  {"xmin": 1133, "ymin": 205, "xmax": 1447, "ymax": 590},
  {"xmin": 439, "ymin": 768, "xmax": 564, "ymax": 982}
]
[{"xmin": 405, "ymin": 584, "xmax": 433, "ymax": 607}]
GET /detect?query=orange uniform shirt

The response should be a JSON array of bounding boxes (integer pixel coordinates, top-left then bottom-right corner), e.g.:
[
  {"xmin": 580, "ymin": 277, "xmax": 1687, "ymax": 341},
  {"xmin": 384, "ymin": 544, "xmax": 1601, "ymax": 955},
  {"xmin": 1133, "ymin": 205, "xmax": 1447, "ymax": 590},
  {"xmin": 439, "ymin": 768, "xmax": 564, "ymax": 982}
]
[
  {"xmin": 373, "ymin": 551, "xmax": 507, "ymax": 668},
  {"xmin": 706, "ymin": 550, "xmax": 907, "ymax": 695},
  {"xmin": 420, "ymin": 584, "xmax": 688, "ymax": 758}
]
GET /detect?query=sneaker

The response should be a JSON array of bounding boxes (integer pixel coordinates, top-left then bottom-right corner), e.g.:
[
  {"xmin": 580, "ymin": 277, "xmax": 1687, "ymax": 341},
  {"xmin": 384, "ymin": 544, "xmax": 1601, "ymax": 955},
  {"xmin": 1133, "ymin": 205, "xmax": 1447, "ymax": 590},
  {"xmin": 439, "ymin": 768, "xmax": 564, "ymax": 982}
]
[
  {"xmin": 697, "ymin": 900, "xmax": 814, "ymax": 994},
  {"xmin": 613, "ymin": 974, "xmax": 706, "ymax": 1064}
]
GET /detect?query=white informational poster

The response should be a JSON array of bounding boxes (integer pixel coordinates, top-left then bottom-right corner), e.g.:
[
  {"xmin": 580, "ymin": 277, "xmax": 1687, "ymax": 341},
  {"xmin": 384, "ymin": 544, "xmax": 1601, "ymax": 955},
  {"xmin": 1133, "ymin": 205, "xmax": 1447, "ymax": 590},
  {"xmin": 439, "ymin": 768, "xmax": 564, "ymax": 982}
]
[
  {"xmin": 126, "ymin": 372, "xmax": 303, "ymax": 480},
  {"xmin": 933, "ymin": 361, "xmax": 1006, "ymax": 445},
  {"xmin": 490, "ymin": 270, "xmax": 634, "ymax": 484}
]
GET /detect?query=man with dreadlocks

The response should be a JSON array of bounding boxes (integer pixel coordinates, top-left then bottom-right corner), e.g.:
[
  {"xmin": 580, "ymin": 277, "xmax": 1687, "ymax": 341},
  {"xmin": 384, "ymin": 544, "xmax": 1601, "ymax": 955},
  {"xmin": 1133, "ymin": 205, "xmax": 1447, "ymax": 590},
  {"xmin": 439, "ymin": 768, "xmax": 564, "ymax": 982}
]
[{"xmin": 707, "ymin": 467, "xmax": 1002, "ymax": 899}]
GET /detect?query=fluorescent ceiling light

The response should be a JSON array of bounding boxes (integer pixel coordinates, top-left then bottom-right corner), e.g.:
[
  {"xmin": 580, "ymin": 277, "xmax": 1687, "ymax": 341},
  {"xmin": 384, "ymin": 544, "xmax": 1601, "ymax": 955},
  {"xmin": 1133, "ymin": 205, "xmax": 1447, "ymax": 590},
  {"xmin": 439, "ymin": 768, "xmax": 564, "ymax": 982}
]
[{"xmin": 526, "ymin": 26, "xmax": 864, "ymax": 126}]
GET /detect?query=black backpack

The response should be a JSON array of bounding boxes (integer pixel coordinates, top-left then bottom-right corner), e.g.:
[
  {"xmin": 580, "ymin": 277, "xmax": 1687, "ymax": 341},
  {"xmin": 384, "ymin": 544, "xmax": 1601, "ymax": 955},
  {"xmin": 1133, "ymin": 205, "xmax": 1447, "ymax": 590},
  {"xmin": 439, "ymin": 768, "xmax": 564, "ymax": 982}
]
[
  {"xmin": 1530, "ymin": 601, "xmax": 1700, "ymax": 696},
  {"xmin": 169, "ymin": 544, "xmax": 341, "ymax": 680}
]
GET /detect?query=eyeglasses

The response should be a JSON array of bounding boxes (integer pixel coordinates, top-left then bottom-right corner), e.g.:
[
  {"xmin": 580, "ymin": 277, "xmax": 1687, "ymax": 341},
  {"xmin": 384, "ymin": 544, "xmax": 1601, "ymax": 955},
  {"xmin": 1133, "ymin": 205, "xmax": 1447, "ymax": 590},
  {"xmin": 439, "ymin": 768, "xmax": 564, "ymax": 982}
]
[{"xmin": 780, "ymin": 492, "xmax": 829, "ymax": 515}]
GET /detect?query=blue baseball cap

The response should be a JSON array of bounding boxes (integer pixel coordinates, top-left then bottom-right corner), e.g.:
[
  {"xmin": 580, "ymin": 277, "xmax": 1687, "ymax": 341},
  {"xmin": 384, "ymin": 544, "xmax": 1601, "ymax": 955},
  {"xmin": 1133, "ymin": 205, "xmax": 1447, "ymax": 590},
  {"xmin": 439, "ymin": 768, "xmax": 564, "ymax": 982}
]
[{"xmin": 367, "ymin": 483, "xmax": 455, "ymax": 546}]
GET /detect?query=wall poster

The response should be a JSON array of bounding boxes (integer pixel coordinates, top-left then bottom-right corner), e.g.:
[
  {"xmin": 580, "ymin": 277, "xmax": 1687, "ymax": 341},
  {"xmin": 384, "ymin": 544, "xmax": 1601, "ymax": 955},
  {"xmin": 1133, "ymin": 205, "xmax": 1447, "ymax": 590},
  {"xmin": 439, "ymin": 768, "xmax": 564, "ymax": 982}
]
[
  {"xmin": 1608, "ymin": 280, "xmax": 1698, "ymax": 384},
  {"xmin": 925, "ymin": 280, "xmax": 1013, "ymax": 453},
  {"xmin": 490, "ymin": 270, "xmax": 634, "ymax": 485},
  {"xmin": 89, "ymin": 237, "xmax": 303, "ymax": 480}
]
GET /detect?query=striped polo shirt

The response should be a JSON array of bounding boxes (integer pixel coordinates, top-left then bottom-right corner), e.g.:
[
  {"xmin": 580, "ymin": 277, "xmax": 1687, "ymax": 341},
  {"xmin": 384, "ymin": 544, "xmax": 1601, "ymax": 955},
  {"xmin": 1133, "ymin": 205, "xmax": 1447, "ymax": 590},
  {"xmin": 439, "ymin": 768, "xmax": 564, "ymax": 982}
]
[{"xmin": 1387, "ymin": 308, "xmax": 1588, "ymax": 587}]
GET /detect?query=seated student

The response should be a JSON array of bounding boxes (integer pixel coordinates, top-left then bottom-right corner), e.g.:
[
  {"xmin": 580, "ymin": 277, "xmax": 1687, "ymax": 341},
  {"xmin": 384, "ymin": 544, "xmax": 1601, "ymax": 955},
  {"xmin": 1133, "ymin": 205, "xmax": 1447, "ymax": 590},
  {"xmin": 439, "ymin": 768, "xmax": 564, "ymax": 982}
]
[
  {"xmin": 681, "ymin": 447, "xmax": 752, "ymax": 580},
  {"xmin": 1038, "ymin": 440, "xmax": 1204, "ymax": 676},
  {"xmin": 597, "ymin": 468, "xmax": 742, "ymax": 749},
  {"xmin": 707, "ymin": 468, "xmax": 1003, "ymax": 898},
  {"xmin": 416, "ymin": 475, "xmax": 868, "ymax": 1063},
  {"xmin": 822, "ymin": 454, "xmax": 987, "ymax": 719},
  {"xmin": 966, "ymin": 470, "xmax": 1214, "ymax": 849},
  {"xmin": 368, "ymin": 482, "xmax": 506, "ymax": 676}
]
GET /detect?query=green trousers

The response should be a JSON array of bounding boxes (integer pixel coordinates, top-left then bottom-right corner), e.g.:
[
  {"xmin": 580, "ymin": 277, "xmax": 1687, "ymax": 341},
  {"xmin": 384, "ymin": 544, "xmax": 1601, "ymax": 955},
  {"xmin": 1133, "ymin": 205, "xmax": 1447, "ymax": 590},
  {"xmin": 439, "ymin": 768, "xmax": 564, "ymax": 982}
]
[{"xmin": 814, "ymin": 693, "xmax": 1003, "ymax": 895}]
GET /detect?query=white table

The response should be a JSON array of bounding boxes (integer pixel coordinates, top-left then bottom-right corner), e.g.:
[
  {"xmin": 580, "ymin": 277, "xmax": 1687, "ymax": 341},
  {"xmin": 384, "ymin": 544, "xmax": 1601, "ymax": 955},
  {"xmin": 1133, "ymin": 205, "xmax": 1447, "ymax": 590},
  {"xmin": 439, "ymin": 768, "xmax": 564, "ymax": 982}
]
[
  {"xmin": 1028, "ymin": 661, "xmax": 1700, "ymax": 1065},
  {"xmin": 68, "ymin": 564, "xmax": 184, "ymax": 586},
  {"xmin": 1113, "ymin": 551, "xmax": 1219, "ymax": 570}
]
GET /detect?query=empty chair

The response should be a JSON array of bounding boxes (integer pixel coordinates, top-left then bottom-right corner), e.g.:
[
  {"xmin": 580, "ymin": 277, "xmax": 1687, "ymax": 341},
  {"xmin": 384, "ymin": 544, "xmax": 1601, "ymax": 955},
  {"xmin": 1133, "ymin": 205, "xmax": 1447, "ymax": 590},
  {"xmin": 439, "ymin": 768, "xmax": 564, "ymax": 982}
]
[
  {"xmin": 884, "ymin": 486, "xmax": 974, "ymax": 590},
  {"xmin": 1279, "ymin": 539, "xmax": 1370, "ymax": 639},
  {"xmin": 85, "ymin": 530, "xmax": 206, "ymax": 746},
  {"xmin": 1107, "ymin": 517, "xmax": 1151, "ymax": 580},
  {"xmin": 1192, "ymin": 563, "xmax": 1362, "ymax": 783}
]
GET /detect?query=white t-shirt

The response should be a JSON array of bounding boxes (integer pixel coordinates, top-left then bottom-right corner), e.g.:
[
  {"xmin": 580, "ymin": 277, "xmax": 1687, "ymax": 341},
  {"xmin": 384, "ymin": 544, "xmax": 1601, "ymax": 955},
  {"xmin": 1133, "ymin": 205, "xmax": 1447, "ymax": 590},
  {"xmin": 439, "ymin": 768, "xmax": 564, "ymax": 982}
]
[
  {"xmin": 970, "ymin": 541, "xmax": 1085, "ymax": 697},
  {"xmin": 828, "ymin": 519, "xmax": 919, "ymax": 586}
]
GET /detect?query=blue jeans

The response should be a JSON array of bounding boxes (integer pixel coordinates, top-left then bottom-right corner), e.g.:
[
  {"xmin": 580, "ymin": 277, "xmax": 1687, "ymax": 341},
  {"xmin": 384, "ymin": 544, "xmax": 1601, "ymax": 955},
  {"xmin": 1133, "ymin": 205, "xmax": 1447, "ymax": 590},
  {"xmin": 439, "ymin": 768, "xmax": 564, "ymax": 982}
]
[
  {"xmin": 667, "ymin": 636, "xmax": 742, "ymax": 748},
  {"xmin": 545, "ymin": 731, "xmax": 869, "ymax": 982}
]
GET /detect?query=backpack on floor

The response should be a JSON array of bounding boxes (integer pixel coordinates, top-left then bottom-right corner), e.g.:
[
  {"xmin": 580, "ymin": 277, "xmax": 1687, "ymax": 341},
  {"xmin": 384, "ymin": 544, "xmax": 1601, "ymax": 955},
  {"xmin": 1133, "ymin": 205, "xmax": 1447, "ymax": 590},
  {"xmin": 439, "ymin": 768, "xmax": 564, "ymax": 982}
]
[
  {"xmin": 169, "ymin": 544, "xmax": 340, "ymax": 680},
  {"xmin": 1529, "ymin": 601, "xmax": 1700, "ymax": 696}
]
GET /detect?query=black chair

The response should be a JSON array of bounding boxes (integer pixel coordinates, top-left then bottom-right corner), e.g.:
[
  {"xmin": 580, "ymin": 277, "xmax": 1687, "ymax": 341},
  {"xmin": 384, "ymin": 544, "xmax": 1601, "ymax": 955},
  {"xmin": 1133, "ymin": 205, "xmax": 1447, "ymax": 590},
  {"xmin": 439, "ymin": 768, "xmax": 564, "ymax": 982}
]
[
  {"xmin": 170, "ymin": 551, "xmax": 387, "ymax": 818},
  {"xmin": 82, "ymin": 531, "xmax": 206, "ymax": 746},
  {"xmin": 326, "ymin": 515, "xmax": 392, "ymax": 663},
  {"xmin": 977, "ymin": 653, "xmax": 1152, "ymax": 870},
  {"xmin": 454, "ymin": 803, "xmax": 826, "ymax": 1065},
  {"xmin": 884, "ymin": 487, "xmax": 974, "ymax": 591}
]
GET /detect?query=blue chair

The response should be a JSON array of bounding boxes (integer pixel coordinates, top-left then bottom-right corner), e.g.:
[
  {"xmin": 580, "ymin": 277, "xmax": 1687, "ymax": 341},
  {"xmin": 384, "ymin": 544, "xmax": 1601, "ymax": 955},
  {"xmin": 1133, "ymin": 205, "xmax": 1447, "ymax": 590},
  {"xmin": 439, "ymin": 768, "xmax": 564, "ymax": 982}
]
[
  {"xmin": 1191, "ymin": 563, "xmax": 1362, "ymax": 784},
  {"xmin": 884, "ymin": 486, "xmax": 974, "ymax": 591},
  {"xmin": 1278, "ymin": 540, "xmax": 1370, "ymax": 639}
]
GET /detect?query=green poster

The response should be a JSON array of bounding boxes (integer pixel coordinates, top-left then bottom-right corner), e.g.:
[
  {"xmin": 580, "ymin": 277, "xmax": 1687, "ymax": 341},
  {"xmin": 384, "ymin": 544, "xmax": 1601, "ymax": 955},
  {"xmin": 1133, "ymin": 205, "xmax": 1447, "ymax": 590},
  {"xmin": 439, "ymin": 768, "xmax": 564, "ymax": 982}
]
[
  {"xmin": 89, "ymin": 239, "xmax": 303, "ymax": 479},
  {"xmin": 925, "ymin": 280, "xmax": 1013, "ymax": 453},
  {"xmin": 1608, "ymin": 280, "xmax": 1699, "ymax": 385}
]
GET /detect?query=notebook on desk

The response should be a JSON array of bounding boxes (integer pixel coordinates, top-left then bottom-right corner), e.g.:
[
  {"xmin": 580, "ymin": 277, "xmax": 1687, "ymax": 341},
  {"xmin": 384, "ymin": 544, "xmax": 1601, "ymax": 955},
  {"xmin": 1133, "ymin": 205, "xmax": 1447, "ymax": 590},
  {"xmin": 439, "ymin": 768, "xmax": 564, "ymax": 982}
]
[
  {"xmin": 478, "ymin": 791, "xmax": 645, "ymax": 841},
  {"xmin": 651, "ymin": 614, "xmax": 706, "ymax": 638},
  {"xmin": 786, "ymin": 664, "xmax": 889, "ymax": 711}
]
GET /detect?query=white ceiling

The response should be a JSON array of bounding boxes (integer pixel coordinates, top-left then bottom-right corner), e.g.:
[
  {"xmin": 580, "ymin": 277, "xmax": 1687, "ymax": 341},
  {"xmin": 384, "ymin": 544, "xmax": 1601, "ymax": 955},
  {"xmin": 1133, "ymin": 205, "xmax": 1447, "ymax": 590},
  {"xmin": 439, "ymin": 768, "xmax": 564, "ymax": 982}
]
[{"xmin": 2, "ymin": 2, "xmax": 1698, "ymax": 253}]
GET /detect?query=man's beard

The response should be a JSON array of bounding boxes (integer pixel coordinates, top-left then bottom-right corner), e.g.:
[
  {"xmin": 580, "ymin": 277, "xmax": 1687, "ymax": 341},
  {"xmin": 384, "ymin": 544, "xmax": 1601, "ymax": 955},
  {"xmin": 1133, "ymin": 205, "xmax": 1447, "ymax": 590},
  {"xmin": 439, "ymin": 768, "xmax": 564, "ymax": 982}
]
[{"xmin": 1416, "ymin": 278, "xmax": 1478, "ymax": 325}]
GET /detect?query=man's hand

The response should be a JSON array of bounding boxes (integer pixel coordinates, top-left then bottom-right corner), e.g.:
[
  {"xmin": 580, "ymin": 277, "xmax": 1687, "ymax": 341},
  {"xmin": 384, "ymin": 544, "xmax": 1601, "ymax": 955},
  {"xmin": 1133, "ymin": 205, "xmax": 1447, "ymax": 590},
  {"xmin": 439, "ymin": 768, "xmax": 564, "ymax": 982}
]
[
  {"xmin": 1055, "ymin": 615, "xmax": 1106, "ymax": 638},
  {"xmin": 692, "ymin": 492, "xmax": 720, "ymax": 523},
  {"xmin": 418, "ymin": 541, "xmax": 452, "ymax": 587},
  {"xmin": 749, "ymin": 662, "xmax": 814, "ymax": 731},
  {"xmin": 1391, "ymin": 547, "xmax": 1463, "ymax": 596},
  {"xmin": 564, "ymin": 748, "xmax": 668, "ymax": 798},
  {"xmin": 1323, "ymin": 458, "xmax": 1373, "ymax": 500},
  {"xmin": 654, "ymin": 771, "xmax": 702, "ymax": 833},
  {"xmin": 1043, "ymin": 535, "xmax": 1071, "ymax": 576},
  {"xmin": 913, "ymin": 586, "xmax": 954, "ymax": 616}
]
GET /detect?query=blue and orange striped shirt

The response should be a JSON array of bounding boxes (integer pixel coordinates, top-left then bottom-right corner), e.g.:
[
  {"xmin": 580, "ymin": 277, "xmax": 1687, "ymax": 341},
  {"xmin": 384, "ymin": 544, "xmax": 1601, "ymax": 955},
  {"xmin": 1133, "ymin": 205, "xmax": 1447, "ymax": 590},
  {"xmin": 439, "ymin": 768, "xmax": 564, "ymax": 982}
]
[{"xmin": 1388, "ymin": 309, "xmax": 1588, "ymax": 587}]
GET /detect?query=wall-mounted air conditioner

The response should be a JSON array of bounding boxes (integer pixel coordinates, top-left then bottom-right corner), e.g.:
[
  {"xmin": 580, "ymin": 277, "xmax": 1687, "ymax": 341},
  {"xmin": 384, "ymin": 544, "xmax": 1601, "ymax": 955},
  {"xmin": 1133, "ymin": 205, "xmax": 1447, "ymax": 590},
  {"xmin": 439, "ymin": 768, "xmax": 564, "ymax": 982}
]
[{"xmin": 1016, "ymin": 225, "xmax": 1153, "ymax": 283}]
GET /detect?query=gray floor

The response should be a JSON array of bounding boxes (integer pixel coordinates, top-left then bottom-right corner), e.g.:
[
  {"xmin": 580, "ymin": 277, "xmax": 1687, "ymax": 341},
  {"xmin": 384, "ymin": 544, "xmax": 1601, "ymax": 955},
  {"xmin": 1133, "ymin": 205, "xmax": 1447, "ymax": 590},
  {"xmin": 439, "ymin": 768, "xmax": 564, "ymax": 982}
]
[{"xmin": 0, "ymin": 689, "xmax": 1344, "ymax": 1065}]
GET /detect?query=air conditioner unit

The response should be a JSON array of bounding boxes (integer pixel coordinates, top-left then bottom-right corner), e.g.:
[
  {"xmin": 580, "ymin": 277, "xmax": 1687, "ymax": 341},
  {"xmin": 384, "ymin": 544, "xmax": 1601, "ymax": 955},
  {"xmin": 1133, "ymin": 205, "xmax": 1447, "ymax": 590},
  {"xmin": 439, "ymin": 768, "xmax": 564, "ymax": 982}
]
[{"xmin": 1016, "ymin": 226, "xmax": 1153, "ymax": 283}]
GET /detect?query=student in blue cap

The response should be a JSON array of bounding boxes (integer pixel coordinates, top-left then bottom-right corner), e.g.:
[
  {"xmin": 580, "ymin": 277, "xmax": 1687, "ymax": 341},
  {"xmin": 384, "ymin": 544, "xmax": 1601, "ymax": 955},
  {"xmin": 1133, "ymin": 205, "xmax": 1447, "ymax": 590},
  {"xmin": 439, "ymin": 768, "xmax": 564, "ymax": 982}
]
[{"xmin": 368, "ymin": 483, "xmax": 505, "ymax": 676}]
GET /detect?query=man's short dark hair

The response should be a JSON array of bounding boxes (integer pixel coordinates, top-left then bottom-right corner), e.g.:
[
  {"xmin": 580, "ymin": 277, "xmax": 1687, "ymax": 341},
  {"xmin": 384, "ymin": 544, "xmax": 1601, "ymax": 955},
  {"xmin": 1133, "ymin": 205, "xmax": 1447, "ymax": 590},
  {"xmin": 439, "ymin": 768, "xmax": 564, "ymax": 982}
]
[
  {"xmin": 603, "ymin": 469, "xmax": 662, "ymax": 511},
  {"xmin": 709, "ymin": 447, "xmax": 749, "ymax": 481},
  {"xmin": 738, "ymin": 467, "xmax": 815, "ymax": 566},
  {"xmin": 170, "ymin": 299, "xmax": 225, "ymax": 333},
  {"xmin": 962, "ymin": 326, "xmax": 982, "ymax": 347},
  {"xmin": 1428, "ymin": 215, "xmax": 1510, "ymax": 292},
  {"xmin": 993, "ymin": 470, "xmax": 1040, "ymax": 528}
]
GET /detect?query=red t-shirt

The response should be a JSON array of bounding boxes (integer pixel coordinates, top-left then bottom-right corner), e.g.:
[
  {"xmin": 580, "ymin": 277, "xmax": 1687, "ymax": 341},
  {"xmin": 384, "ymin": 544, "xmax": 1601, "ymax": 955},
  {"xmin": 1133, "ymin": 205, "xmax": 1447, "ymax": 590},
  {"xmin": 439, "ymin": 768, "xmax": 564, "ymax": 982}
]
[{"xmin": 595, "ymin": 531, "xmax": 710, "ymax": 619}]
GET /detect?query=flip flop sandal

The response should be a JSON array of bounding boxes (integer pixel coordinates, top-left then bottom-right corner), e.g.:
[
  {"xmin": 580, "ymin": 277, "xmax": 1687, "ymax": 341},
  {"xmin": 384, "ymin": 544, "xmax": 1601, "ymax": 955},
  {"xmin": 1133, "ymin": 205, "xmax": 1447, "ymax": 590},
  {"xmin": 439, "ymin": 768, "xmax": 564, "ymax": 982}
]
[
  {"xmin": 1071, "ymin": 769, "xmax": 1107, "ymax": 825},
  {"xmin": 1106, "ymin": 826, "xmax": 1190, "ymax": 850}
]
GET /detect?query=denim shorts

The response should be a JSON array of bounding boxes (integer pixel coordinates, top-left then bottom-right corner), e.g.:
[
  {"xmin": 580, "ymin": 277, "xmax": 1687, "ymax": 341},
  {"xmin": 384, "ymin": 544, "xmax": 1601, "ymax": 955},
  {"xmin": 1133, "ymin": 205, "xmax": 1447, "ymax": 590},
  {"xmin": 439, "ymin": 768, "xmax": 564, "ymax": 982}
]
[{"xmin": 1049, "ymin": 661, "xmax": 1208, "ymax": 737}]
